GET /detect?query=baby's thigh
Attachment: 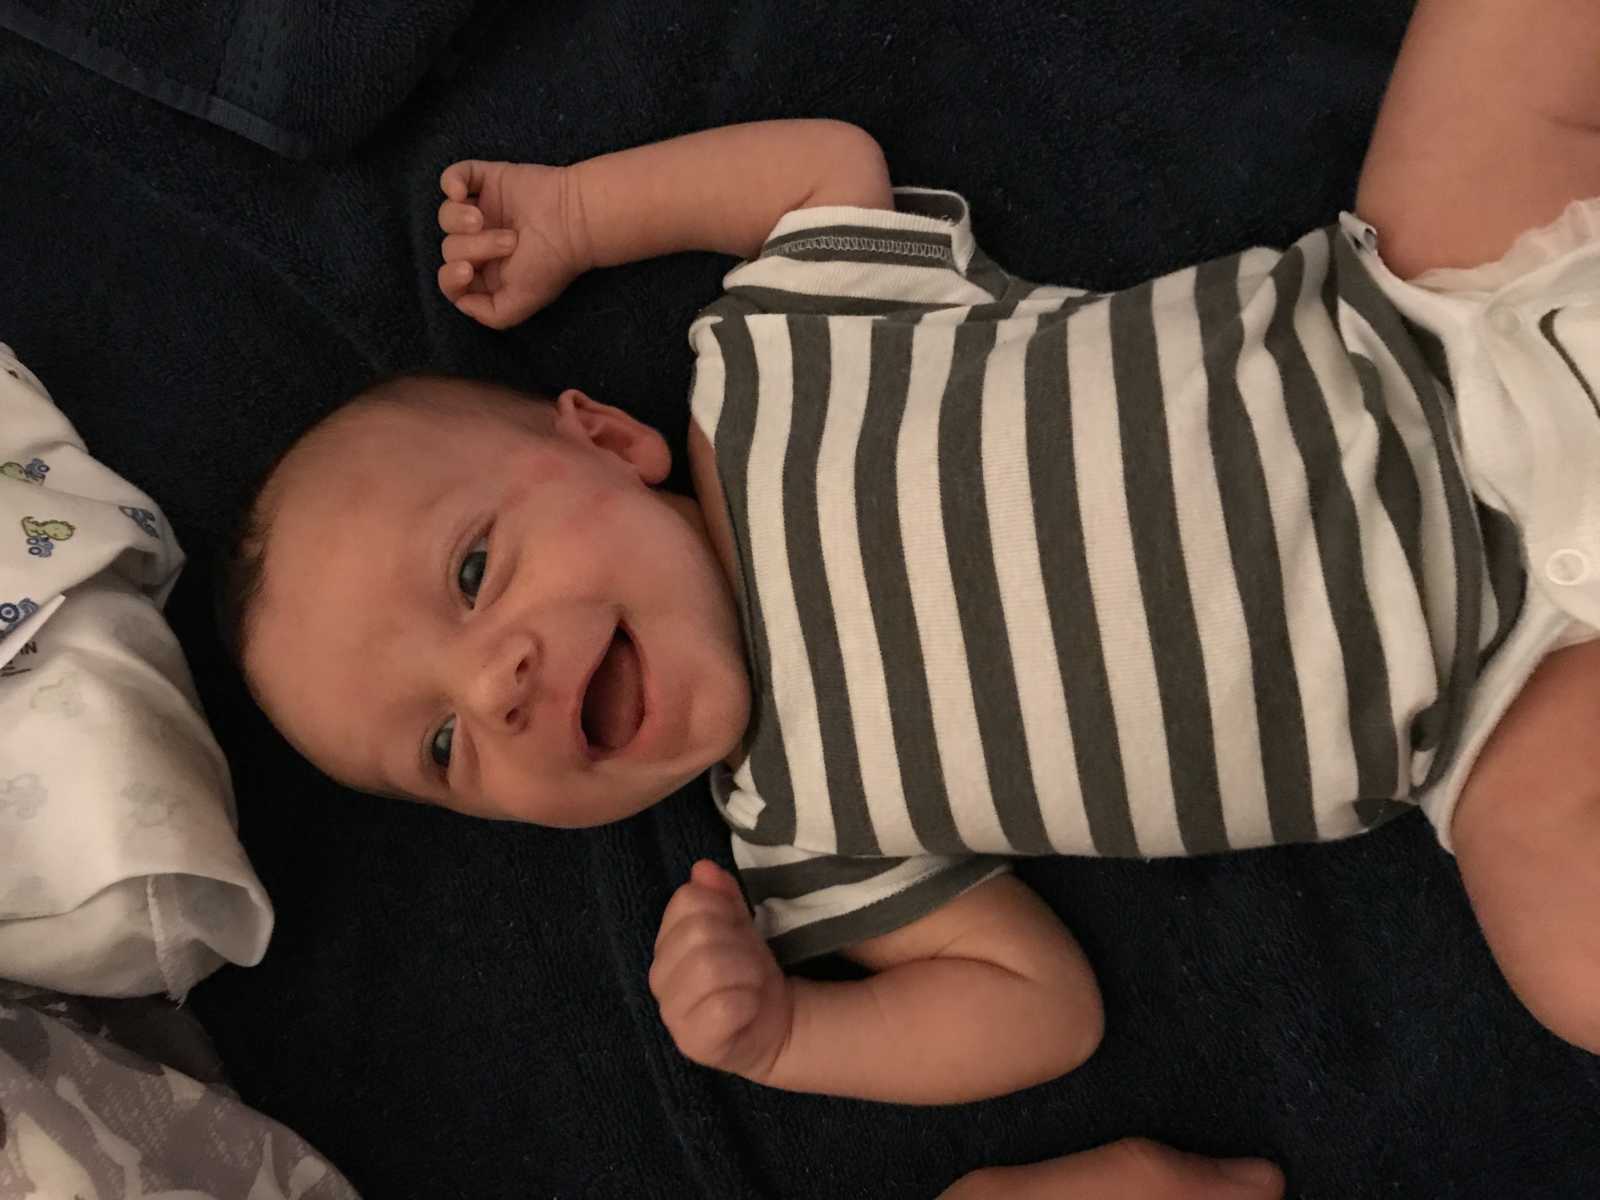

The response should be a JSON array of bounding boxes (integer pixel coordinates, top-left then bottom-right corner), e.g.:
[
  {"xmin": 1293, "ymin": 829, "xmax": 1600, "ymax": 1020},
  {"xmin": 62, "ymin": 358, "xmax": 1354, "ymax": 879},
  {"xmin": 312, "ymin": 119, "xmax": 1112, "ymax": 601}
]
[{"xmin": 1452, "ymin": 643, "xmax": 1600, "ymax": 1051}]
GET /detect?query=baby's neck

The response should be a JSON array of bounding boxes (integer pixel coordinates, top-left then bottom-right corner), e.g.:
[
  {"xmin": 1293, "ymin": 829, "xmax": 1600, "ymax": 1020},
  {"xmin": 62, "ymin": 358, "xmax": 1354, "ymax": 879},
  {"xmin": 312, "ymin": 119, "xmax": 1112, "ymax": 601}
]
[
  {"xmin": 685, "ymin": 424, "xmax": 742, "ymax": 598},
  {"xmin": 685, "ymin": 423, "xmax": 750, "ymax": 772}
]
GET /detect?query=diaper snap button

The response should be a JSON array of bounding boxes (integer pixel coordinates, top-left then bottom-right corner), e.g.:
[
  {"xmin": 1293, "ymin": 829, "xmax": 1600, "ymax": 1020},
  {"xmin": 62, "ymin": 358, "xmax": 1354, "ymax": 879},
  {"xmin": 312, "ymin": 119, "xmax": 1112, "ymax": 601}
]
[
  {"xmin": 1488, "ymin": 308, "xmax": 1523, "ymax": 336},
  {"xmin": 1545, "ymin": 548, "xmax": 1591, "ymax": 586}
]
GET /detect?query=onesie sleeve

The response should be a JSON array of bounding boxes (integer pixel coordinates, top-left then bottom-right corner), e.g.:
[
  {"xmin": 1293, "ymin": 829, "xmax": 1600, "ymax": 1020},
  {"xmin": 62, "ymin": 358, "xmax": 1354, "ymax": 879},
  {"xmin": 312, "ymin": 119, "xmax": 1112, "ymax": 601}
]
[
  {"xmin": 712, "ymin": 766, "xmax": 1010, "ymax": 966},
  {"xmin": 693, "ymin": 188, "xmax": 1042, "ymax": 324}
]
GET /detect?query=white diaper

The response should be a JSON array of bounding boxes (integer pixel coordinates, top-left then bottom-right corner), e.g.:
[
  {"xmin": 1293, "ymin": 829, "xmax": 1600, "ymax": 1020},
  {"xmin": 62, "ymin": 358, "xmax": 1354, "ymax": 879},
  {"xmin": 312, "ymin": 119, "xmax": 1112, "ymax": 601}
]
[
  {"xmin": 1345, "ymin": 199, "xmax": 1600, "ymax": 848},
  {"xmin": 0, "ymin": 343, "xmax": 272, "ymax": 998}
]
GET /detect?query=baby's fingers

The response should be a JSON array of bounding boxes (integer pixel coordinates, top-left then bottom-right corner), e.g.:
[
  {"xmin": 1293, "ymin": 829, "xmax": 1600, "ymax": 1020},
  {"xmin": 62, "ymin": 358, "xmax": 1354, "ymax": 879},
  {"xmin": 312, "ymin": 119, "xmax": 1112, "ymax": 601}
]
[
  {"xmin": 438, "ymin": 198, "xmax": 484, "ymax": 234},
  {"xmin": 670, "ymin": 982, "xmax": 765, "ymax": 1068},
  {"xmin": 439, "ymin": 159, "xmax": 497, "ymax": 201},
  {"xmin": 437, "ymin": 260, "xmax": 476, "ymax": 302},
  {"xmin": 652, "ymin": 935, "xmax": 768, "ymax": 1012},
  {"xmin": 441, "ymin": 274, "xmax": 518, "ymax": 329},
  {"xmin": 441, "ymin": 229, "xmax": 518, "ymax": 265},
  {"xmin": 436, "ymin": 262, "xmax": 506, "ymax": 329},
  {"xmin": 690, "ymin": 859, "xmax": 747, "ymax": 906}
]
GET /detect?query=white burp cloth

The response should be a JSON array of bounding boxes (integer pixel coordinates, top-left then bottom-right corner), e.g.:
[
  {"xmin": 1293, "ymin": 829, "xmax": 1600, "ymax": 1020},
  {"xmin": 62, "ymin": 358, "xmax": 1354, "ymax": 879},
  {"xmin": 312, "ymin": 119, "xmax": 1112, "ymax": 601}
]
[{"xmin": 0, "ymin": 342, "xmax": 272, "ymax": 997}]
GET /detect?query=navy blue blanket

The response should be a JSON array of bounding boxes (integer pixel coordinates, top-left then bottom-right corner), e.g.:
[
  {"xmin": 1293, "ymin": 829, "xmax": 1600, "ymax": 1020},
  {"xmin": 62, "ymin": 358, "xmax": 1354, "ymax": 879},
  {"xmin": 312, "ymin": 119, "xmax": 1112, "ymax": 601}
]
[
  {"xmin": 0, "ymin": 0, "xmax": 486, "ymax": 158},
  {"xmin": 0, "ymin": 2, "xmax": 1595, "ymax": 1196}
]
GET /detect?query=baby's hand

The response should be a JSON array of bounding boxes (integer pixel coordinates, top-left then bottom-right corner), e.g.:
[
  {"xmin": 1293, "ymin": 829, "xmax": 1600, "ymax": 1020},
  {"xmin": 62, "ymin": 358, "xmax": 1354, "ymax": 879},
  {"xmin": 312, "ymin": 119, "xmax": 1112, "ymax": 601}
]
[
  {"xmin": 650, "ymin": 860, "xmax": 793, "ymax": 1083},
  {"xmin": 436, "ymin": 160, "xmax": 588, "ymax": 330}
]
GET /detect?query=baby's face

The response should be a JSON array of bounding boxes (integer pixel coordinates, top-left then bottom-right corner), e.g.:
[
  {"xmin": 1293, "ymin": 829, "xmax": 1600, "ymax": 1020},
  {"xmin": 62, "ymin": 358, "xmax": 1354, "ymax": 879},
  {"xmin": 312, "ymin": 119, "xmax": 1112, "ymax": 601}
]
[{"xmin": 245, "ymin": 383, "xmax": 750, "ymax": 825}]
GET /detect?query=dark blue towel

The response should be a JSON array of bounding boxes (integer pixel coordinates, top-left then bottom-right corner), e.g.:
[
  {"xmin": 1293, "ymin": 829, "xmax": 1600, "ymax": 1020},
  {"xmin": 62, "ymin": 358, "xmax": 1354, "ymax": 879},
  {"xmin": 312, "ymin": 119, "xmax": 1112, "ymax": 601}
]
[
  {"xmin": 0, "ymin": 0, "xmax": 489, "ymax": 158},
  {"xmin": 1, "ymin": 2, "xmax": 1596, "ymax": 1197}
]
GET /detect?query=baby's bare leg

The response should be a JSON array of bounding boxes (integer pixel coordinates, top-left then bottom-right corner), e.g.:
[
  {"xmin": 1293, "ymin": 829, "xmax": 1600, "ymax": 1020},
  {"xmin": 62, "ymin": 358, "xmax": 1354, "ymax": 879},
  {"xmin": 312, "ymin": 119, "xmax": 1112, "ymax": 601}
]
[
  {"xmin": 938, "ymin": 1138, "xmax": 1283, "ymax": 1200},
  {"xmin": 1355, "ymin": 0, "xmax": 1600, "ymax": 280},
  {"xmin": 1362, "ymin": 1, "xmax": 1600, "ymax": 1049},
  {"xmin": 1452, "ymin": 640, "xmax": 1600, "ymax": 1053}
]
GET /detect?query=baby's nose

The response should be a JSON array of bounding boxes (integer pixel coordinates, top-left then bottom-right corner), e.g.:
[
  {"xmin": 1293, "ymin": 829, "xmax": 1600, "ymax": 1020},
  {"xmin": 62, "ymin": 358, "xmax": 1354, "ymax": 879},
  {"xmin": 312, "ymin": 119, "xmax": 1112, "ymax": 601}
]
[{"xmin": 465, "ymin": 632, "xmax": 538, "ymax": 732}]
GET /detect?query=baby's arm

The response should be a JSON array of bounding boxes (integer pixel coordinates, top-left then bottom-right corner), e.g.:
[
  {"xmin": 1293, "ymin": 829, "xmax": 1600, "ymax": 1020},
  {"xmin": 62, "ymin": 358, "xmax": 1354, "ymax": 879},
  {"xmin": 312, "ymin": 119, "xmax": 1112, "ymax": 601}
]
[
  {"xmin": 567, "ymin": 119, "xmax": 892, "ymax": 266},
  {"xmin": 1356, "ymin": 0, "xmax": 1600, "ymax": 279},
  {"xmin": 437, "ymin": 120, "xmax": 891, "ymax": 328},
  {"xmin": 651, "ymin": 862, "xmax": 1102, "ymax": 1104}
]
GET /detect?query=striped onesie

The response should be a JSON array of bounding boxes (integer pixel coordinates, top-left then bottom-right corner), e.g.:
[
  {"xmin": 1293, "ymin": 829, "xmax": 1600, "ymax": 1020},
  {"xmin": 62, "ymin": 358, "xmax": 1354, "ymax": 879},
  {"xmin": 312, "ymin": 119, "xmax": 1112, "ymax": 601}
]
[{"xmin": 688, "ymin": 188, "xmax": 1599, "ymax": 966}]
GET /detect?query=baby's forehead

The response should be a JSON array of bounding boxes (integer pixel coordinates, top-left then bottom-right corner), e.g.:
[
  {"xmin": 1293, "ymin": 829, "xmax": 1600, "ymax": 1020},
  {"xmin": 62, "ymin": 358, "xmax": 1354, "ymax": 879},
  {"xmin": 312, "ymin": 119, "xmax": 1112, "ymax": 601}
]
[
  {"xmin": 296, "ymin": 392, "xmax": 463, "ymax": 462},
  {"xmin": 272, "ymin": 391, "xmax": 497, "ymax": 497}
]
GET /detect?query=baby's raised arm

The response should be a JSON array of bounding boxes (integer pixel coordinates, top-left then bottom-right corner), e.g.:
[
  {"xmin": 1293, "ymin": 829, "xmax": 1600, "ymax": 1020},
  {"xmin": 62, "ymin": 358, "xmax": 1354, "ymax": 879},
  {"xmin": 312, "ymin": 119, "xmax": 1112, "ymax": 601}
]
[
  {"xmin": 437, "ymin": 120, "xmax": 891, "ymax": 328},
  {"xmin": 566, "ymin": 119, "xmax": 892, "ymax": 266},
  {"xmin": 1356, "ymin": 0, "xmax": 1600, "ymax": 278}
]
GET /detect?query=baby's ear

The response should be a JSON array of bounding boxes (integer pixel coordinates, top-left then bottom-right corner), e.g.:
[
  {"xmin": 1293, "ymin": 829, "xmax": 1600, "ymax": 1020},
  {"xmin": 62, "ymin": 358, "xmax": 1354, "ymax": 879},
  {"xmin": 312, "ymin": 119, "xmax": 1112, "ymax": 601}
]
[{"xmin": 553, "ymin": 388, "xmax": 671, "ymax": 484}]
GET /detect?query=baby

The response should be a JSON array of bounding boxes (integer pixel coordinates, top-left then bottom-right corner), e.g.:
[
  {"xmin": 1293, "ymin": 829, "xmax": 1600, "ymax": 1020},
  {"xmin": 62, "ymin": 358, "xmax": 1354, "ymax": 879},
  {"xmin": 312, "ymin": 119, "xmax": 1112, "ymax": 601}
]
[{"xmin": 224, "ymin": 0, "xmax": 1600, "ymax": 1112}]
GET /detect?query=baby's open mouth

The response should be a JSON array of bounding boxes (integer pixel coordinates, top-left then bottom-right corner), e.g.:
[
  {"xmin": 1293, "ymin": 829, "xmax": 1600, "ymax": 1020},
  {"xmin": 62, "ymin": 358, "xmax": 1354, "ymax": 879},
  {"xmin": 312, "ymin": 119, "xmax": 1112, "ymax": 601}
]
[{"xmin": 581, "ymin": 625, "xmax": 644, "ymax": 756}]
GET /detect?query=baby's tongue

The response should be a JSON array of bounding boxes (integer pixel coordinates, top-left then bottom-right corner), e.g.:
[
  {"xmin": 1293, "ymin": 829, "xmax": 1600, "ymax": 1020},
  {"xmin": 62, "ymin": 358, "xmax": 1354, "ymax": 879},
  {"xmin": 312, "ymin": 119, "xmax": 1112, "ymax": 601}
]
[{"xmin": 583, "ymin": 630, "xmax": 643, "ymax": 751}]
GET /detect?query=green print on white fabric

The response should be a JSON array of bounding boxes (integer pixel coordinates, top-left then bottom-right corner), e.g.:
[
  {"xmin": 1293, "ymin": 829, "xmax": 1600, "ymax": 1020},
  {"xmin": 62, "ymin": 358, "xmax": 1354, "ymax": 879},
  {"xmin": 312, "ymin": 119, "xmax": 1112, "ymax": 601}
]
[
  {"xmin": 20, "ymin": 516, "xmax": 74, "ymax": 559},
  {"xmin": 1, "ymin": 457, "xmax": 48, "ymax": 484}
]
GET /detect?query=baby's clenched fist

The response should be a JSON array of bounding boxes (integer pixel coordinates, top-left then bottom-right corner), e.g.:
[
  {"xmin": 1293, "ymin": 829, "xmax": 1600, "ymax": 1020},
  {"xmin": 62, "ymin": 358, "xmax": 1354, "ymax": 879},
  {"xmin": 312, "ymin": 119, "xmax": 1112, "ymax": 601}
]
[
  {"xmin": 650, "ymin": 860, "xmax": 793, "ymax": 1083},
  {"xmin": 436, "ymin": 159, "xmax": 589, "ymax": 329}
]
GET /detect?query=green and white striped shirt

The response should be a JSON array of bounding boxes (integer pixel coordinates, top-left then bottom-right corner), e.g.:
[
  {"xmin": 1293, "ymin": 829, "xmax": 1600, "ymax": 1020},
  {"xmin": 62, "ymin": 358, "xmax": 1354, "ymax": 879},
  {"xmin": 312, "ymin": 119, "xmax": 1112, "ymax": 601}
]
[{"xmin": 687, "ymin": 189, "xmax": 1524, "ymax": 965}]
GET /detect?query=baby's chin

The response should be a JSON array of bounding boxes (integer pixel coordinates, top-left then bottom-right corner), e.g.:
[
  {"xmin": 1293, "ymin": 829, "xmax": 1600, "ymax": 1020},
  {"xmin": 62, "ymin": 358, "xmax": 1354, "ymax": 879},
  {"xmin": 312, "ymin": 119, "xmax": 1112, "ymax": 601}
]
[
  {"xmin": 514, "ymin": 784, "xmax": 679, "ymax": 829},
  {"xmin": 703, "ymin": 667, "xmax": 754, "ymax": 773}
]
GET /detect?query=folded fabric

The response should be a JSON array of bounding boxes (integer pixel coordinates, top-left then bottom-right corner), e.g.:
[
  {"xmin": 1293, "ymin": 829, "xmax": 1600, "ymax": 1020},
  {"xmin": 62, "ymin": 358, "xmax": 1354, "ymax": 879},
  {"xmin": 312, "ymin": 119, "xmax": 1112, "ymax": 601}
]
[
  {"xmin": 0, "ymin": 343, "xmax": 272, "ymax": 998},
  {"xmin": 0, "ymin": 982, "xmax": 360, "ymax": 1198},
  {"xmin": 0, "ymin": 0, "xmax": 486, "ymax": 159}
]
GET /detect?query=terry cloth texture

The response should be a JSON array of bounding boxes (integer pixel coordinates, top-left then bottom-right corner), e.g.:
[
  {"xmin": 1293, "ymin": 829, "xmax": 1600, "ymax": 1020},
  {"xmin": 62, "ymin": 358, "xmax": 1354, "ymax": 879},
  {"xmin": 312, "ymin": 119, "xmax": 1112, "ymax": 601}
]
[
  {"xmin": 1, "ymin": 2, "xmax": 1597, "ymax": 1198},
  {"xmin": 0, "ymin": 0, "xmax": 495, "ymax": 159}
]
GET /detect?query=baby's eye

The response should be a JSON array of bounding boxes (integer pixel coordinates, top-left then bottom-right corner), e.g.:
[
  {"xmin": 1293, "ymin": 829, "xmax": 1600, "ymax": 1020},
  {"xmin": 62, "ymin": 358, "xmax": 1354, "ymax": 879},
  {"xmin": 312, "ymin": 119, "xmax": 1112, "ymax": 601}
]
[
  {"xmin": 430, "ymin": 716, "xmax": 456, "ymax": 770},
  {"xmin": 458, "ymin": 536, "xmax": 489, "ymax": 605}
]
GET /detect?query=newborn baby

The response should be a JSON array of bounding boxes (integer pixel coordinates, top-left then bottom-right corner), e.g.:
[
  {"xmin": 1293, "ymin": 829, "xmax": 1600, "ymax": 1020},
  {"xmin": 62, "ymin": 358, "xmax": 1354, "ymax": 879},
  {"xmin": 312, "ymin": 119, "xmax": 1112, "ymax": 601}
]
[{"xmin": 223, "ymin": 0, "xmax": 1600, "ymax": 1108}]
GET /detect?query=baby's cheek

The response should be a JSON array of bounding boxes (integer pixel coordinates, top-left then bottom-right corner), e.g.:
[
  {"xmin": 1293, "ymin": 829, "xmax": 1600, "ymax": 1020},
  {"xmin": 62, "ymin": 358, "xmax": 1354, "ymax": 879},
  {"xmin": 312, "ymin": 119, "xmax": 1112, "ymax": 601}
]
[
  {"xmin": 556, "ymin": 483, "xmax": 631, "ymax": 545},
  {"xmin": 476, "ymin": 751, "xmax": 551, "ymax": 823},
  {"xmin": 706, "ymin": 646, "xmax": 754, "ymax": 759}
]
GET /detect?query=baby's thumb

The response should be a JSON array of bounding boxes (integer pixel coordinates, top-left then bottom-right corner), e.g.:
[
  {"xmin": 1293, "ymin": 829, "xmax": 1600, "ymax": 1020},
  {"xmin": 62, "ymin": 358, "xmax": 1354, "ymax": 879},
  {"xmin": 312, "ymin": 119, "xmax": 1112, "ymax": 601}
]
[
  {"xmin": 690, "ymin": 859, "xmax": 745, "ymax": 906},
  {"xmin": 1210, "ymin": 1158, "xmax": 1285, "ymax": 1197}
]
